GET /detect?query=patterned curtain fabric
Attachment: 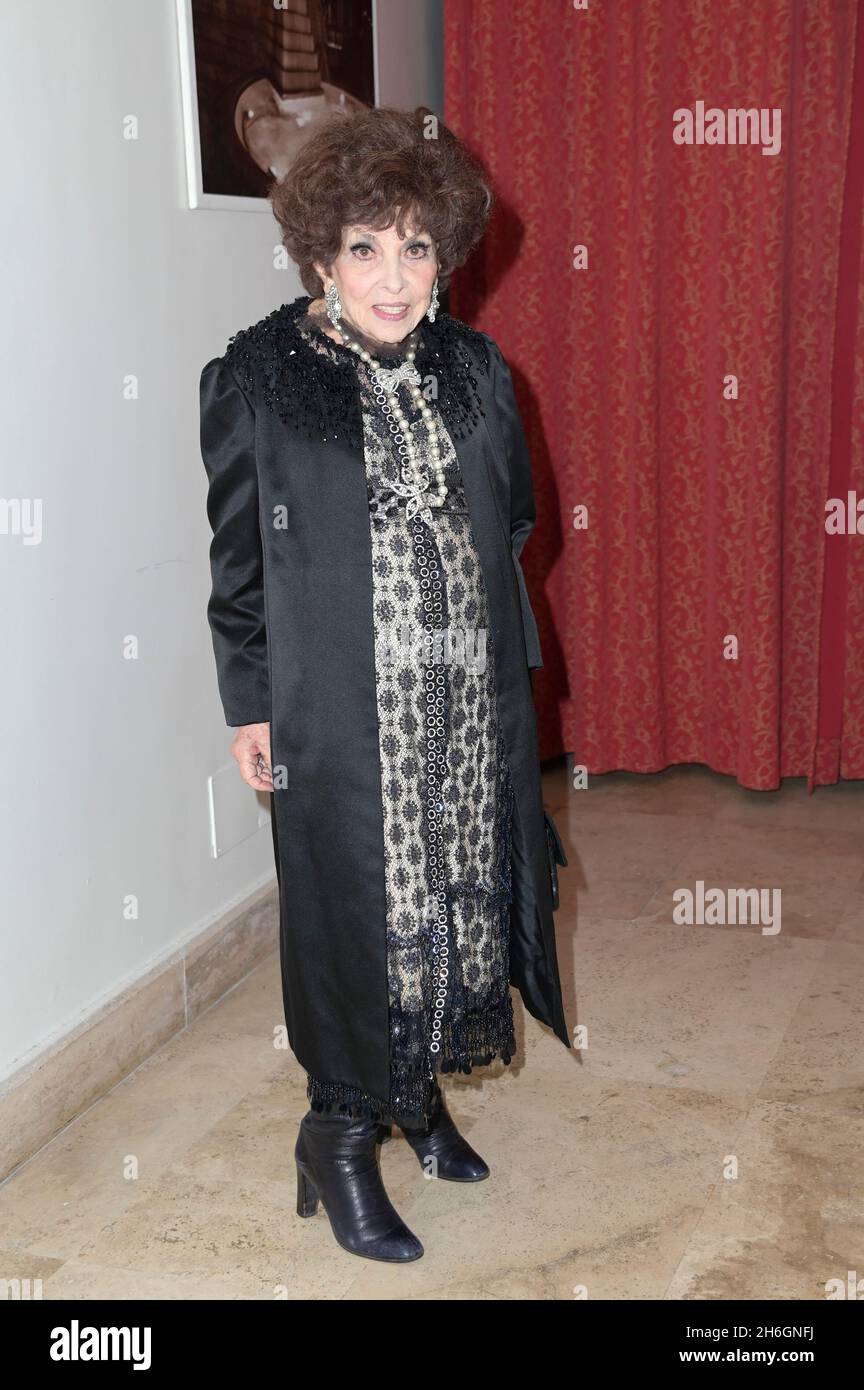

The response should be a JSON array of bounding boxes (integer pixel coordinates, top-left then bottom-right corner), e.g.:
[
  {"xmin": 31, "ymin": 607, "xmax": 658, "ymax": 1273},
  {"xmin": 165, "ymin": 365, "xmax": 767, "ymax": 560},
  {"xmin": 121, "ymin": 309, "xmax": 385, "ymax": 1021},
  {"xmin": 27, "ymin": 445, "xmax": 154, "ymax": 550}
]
[{"xmin": 445, "ymin": 0, "xmax": 863, "ymax": 789}]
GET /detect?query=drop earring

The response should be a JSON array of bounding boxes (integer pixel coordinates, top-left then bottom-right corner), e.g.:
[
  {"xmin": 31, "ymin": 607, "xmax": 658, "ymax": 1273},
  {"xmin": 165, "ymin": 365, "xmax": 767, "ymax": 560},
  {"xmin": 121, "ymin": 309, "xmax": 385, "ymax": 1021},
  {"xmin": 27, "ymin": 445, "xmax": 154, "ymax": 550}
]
[
  {"xmin": 427, "ymin": 276, "xmax": 439, "ymax": 323},
  {"xmin": 325, "ymin": 282, "xmax": 343, "ymax": 327}
]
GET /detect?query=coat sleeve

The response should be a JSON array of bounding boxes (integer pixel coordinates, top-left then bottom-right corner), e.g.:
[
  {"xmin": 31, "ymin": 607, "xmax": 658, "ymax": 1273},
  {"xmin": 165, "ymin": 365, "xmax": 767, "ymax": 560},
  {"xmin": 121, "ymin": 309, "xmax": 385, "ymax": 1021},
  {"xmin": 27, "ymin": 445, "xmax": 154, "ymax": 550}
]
[
  {"xmin": 487, "ymin": 338, "xmax": 544, "ymax": 670},
  {"xmin": 199, "ymin": 355, "xmax": 271, "ymax": 727}
]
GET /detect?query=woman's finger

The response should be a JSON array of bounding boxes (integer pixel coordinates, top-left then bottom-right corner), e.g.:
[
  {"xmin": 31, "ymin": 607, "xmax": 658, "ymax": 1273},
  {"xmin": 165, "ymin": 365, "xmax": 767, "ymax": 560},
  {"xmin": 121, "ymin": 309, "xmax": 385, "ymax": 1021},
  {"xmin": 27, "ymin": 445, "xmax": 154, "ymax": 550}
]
[{"xmin": 235, "ymin": 743, "xmax": 267, "ymax": 788}]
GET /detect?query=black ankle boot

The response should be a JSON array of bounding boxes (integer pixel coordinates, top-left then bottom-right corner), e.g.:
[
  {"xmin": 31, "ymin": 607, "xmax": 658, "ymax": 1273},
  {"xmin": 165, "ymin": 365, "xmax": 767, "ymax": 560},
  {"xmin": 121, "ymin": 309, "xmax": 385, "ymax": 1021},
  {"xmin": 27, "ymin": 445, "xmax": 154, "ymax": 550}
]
[
  {"xmin": 397, "ymin": 1093, "xmax": 489, "ymax": 1182},
  {"xmin": 295, "ymin": 1109, "xmax": 424, "ymax": 1262}
]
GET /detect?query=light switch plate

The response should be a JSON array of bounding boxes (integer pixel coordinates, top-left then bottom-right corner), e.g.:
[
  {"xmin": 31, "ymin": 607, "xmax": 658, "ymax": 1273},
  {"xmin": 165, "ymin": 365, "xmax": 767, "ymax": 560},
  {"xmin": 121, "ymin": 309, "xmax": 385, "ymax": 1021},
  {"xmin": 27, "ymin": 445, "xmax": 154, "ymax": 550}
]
[{"xmin": 207, "ymin": 763, "xmax": 270, "ymax": 858}]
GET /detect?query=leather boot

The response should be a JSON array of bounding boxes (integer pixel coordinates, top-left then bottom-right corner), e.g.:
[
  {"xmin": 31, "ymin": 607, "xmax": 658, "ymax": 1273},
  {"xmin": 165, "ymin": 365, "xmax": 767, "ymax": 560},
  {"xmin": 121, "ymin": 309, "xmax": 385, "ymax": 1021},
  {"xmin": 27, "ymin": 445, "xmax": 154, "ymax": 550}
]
[
  {"xmin": 295, "ymin": 1109, "xmax": 424, "ymax": 1262},
  {"xmin": 396, "ymin": 1091, "xmax": 490, "ymax": 1182}
]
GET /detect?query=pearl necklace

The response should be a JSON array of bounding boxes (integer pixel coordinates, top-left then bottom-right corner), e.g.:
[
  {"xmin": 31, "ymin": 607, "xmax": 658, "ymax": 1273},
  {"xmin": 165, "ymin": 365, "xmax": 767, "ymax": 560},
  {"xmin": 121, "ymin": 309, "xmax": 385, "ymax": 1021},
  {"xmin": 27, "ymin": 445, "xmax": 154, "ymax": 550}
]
[{"xmin": 332, "ymin": 321, "xmax": 449, "ymax": 519}]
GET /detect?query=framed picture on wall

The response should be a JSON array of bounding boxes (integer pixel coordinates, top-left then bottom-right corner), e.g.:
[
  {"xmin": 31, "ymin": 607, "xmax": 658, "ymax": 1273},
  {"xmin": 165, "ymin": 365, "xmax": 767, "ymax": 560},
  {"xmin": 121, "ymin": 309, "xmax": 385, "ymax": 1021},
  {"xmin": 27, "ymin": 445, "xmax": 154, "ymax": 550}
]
[{"xmin": 176, "ymin": 0, "xmax": 376, "ymax": 211}]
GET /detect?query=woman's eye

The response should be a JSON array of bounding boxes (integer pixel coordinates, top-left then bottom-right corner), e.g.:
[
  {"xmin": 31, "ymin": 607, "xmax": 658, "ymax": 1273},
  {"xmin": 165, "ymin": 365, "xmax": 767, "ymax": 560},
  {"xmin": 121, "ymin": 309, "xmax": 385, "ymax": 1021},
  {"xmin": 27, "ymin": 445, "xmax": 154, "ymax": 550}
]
[{"xmin": 349, "ymin": 241, "xmax": 431, "ymax": 259}]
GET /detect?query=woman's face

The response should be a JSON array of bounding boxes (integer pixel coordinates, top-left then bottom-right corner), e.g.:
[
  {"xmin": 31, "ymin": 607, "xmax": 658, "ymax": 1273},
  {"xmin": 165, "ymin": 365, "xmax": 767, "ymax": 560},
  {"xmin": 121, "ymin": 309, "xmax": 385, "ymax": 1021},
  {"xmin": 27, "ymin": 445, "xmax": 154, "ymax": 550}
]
[{"xmin": 315, "ymin": 219, "xmax": 438, "ymax": 345}]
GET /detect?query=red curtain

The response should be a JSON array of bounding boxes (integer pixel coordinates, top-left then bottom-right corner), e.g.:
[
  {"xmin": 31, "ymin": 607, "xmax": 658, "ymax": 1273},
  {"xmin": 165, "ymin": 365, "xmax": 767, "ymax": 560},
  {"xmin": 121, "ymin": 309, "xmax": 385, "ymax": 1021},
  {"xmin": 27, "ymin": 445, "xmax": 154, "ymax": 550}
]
[{"xmin": 445, "ymin": 0, "xmax": 864, "ymax": 790}]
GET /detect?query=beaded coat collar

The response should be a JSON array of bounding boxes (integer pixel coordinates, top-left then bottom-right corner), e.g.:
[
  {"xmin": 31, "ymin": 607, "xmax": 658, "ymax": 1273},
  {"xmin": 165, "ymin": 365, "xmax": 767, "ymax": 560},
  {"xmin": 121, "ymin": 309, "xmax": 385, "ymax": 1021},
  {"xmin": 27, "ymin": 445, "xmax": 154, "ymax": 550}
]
[{"xmin": 223, "ymin": 294, "xmax": 492, "ymax": 453}]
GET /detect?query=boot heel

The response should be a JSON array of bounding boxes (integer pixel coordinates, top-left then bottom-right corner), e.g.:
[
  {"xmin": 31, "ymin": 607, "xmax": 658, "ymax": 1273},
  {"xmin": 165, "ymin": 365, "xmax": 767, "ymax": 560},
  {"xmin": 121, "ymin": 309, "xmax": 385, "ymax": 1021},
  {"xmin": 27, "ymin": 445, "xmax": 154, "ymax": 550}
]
[{"xmin": 296, "ymin": 1160, "xmax": 319, "ymax": 1217}]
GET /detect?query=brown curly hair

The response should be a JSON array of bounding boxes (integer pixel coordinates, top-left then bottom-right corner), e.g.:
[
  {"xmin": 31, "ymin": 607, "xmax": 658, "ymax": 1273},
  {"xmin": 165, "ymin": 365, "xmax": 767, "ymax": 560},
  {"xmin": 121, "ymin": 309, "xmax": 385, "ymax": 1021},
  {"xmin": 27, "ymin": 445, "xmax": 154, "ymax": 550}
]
[{"xmin": 268, "ymin": 105, "xmax": 493, "ymax": 297}]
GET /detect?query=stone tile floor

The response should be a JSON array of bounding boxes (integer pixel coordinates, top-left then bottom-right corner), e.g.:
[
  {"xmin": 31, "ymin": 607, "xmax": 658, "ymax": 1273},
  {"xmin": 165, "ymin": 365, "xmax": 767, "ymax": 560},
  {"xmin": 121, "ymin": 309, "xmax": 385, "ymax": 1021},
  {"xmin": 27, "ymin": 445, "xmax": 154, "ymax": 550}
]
[{"xmin": 2, "ymin": 764, "xmax": 861, "ymax": 1299}]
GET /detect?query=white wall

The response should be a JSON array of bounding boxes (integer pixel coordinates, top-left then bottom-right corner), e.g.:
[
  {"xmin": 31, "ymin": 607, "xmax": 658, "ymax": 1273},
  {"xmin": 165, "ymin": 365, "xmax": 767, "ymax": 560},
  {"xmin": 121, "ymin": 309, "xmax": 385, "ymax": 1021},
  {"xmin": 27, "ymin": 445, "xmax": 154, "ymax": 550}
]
[{"xmin": 0, "ymin": 0, "xmax": 442, "ymax": 1081}]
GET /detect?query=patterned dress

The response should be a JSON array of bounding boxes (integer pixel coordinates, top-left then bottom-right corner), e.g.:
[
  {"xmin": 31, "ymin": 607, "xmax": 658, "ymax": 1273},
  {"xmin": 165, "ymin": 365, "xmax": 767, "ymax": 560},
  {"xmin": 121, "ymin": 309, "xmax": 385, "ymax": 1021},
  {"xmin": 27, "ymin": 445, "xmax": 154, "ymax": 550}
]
[{"xmin": 300, "ymin": 313, "xmax": 517, "ymax": 1126}]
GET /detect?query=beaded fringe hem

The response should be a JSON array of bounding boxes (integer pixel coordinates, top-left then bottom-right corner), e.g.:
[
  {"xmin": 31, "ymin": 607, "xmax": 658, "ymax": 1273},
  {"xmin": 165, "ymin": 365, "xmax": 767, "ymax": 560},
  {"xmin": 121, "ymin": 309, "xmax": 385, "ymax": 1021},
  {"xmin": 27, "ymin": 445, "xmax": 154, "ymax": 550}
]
[{"xmin": 306, "ymin": 996, "xmax": 517, "ymax": 1125}]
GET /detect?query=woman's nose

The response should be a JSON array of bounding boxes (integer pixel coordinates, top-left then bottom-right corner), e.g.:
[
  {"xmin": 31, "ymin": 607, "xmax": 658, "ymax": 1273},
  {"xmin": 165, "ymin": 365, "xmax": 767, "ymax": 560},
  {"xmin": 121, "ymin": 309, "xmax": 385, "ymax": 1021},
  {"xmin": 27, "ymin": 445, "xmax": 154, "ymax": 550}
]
[{"xmin": 378, "ymin": 258, "xmax": 408, "ymax": 293}]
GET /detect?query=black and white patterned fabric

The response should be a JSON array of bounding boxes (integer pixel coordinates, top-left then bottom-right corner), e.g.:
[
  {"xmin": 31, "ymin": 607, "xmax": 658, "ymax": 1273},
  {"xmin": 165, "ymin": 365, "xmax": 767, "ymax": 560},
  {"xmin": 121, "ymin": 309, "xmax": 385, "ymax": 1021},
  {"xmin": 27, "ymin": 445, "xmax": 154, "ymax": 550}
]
[{"xmin": 299, "ymin": 314, "xmax": 517, "ymax": 1125}]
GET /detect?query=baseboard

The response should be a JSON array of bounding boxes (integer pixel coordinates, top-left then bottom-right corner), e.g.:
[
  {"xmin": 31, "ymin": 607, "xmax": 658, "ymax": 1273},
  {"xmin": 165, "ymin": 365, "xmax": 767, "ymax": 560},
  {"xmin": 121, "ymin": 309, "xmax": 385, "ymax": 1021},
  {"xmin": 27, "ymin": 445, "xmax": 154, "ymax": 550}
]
[{"xmin": 0, "ymin": 883, "xmax": 279, "ymax": 1184}]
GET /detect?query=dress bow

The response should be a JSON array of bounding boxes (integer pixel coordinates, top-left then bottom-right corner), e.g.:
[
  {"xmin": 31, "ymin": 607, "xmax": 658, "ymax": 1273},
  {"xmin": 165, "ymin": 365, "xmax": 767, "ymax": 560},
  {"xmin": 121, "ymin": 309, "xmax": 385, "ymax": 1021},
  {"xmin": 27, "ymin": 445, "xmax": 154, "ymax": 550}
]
[{"xmin": 372, "ymin": 361, "xmax": 422, "ymax": 393}]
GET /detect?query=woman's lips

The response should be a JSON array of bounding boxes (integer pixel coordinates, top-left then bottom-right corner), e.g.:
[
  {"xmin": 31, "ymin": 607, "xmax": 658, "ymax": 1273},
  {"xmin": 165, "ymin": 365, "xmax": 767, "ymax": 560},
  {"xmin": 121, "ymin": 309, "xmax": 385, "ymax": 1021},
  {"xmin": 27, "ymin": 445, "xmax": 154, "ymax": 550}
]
[{"xmin": 372, "ymin": 304, "xmax": 409, "ymax": 321}]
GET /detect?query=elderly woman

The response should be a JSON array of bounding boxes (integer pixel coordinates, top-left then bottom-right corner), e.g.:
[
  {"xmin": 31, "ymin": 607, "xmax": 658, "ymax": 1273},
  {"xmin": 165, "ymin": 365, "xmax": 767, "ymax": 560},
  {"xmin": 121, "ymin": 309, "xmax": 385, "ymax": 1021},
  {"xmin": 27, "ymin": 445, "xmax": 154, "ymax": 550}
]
[{"xmin": 199, "ymin": 105, "xmax": 569, "ymax": 1264}]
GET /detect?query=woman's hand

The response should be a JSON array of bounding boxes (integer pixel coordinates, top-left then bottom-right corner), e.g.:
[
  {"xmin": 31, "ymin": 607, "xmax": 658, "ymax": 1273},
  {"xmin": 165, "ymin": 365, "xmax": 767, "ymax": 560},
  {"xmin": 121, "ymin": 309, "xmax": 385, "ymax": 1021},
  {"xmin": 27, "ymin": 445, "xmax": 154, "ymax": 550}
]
[{"xmin": 231, "ymin": 721, "xmax": 273, "ymax": 791}]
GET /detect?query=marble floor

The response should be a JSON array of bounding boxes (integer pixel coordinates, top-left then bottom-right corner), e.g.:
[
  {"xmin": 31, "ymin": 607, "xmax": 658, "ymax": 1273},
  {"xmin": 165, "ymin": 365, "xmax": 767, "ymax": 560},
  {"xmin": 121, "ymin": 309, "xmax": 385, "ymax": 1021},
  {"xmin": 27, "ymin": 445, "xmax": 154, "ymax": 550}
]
[{"xmin": 1, "ymin": 763, "xmax": 862, "ymax": 1300}]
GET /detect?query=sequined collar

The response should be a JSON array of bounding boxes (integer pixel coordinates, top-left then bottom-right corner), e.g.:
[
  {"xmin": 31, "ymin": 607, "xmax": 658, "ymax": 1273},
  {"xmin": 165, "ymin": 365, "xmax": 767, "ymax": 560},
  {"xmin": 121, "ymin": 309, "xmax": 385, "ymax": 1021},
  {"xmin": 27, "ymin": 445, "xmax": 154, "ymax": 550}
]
[{"xmin": 223, "ymin": 294, "xmax": 492, "ymax": 452}]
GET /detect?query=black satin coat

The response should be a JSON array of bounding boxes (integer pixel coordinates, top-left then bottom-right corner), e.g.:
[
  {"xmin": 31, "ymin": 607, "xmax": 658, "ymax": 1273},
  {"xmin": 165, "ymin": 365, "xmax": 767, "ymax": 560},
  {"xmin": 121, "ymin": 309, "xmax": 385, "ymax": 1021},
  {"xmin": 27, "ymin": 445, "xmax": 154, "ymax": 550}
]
[{"xmin": 199, "ymin": 295, "xmax": 570, "ymax": 1104}]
